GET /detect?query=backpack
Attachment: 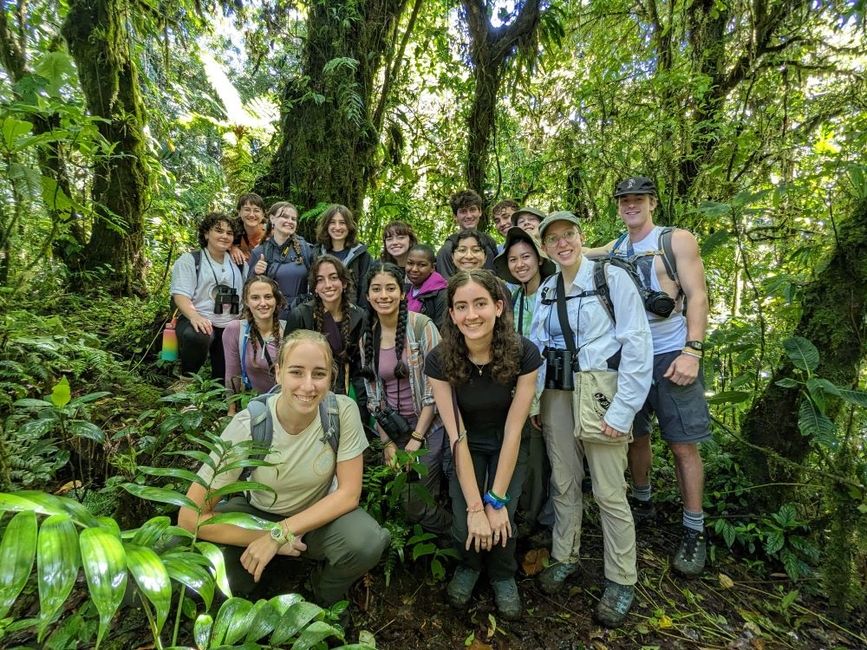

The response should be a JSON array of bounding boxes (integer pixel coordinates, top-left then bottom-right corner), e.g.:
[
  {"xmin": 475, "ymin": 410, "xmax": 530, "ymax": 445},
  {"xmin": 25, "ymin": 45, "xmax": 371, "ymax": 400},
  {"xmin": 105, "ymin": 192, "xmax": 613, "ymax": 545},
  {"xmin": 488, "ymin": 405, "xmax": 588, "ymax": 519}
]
[
  {"xmin": 237, "ymin": 390, "xmax": 341, "ymax": 484},
  {"xmin": 610, "ymin": 227, "xmax": 679, "ymax": 285}
]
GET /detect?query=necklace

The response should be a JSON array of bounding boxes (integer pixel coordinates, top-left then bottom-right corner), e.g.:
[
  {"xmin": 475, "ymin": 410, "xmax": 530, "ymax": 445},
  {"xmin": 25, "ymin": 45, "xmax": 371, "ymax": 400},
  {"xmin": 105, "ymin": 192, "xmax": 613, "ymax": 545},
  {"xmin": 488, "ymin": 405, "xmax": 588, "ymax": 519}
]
[{"xmin": 469, "ymin": 358, "xmax": 487, "ymax": 375}]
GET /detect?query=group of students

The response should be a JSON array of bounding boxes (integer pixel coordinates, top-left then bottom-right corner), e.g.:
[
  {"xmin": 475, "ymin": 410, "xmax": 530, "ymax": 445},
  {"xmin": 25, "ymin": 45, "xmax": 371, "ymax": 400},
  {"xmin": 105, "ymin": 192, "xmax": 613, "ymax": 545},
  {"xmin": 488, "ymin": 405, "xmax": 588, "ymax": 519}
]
[{"xmin": 170, "ymin": 179, "xmax": 711, "ymax": 628}]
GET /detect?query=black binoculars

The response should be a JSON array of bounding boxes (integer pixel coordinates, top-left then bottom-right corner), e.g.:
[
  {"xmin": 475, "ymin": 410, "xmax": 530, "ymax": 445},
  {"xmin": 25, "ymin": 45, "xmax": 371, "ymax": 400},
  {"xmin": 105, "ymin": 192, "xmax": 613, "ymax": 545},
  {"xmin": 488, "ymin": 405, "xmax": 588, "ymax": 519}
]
[
  {"xmin": 214, "ymin": 284, "xmax": 240, "ymax": 315},
  {"xmin": 544, "ymin": 348, "xmax": 578, "ymax": 391},
  {"xmin": 374, "ymin": 404, "xmax": 413, "ymax": 439}
]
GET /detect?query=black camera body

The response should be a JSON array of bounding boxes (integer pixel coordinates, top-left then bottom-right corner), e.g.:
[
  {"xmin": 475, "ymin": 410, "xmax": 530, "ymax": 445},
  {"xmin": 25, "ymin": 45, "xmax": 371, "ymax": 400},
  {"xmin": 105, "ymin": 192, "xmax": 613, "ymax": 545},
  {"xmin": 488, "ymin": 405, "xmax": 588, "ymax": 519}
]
[
  {"xmin": 640, "ymin": 288, "xmax": 676, "ymax": 318},
  {"xmin": 214, "ymin": 284, "xmax": 240, "ymax": 315},
  {"xmin": 544, "ymin": 348, "xmax": 578, "ymax": 391},
  {"xmin": 374, "ymin": 404, "xmax": 413, "ymax": 439}
]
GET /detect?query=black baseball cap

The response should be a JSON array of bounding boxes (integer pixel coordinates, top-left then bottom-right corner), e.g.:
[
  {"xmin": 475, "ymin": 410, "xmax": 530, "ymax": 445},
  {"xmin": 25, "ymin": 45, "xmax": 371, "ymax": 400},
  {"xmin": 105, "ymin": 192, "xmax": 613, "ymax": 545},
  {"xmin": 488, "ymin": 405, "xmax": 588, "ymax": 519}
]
[{"xmin": 613, "ymin": 176, "xmax": 657, "ymax": 198}]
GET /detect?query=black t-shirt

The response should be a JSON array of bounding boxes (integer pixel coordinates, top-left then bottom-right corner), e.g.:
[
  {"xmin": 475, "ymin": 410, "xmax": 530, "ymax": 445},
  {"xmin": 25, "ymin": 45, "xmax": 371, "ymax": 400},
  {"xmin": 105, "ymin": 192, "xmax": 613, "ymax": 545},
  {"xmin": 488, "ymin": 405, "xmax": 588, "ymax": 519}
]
[{"xmin": 424, "ymin": 336, "xmax": 542, "ymax": 453}]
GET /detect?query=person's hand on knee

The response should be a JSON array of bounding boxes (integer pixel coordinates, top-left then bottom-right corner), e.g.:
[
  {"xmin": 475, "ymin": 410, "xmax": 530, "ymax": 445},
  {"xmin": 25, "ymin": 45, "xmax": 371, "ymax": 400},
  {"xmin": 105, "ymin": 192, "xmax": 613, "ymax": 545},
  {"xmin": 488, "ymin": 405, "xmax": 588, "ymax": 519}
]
[
  {"xmin": 241, "ymin": 535, "xmax": 281, "ymax": 582},
  {"xmin": 277, "ymin": 534, "xmax": 307, "ymax": 557}
]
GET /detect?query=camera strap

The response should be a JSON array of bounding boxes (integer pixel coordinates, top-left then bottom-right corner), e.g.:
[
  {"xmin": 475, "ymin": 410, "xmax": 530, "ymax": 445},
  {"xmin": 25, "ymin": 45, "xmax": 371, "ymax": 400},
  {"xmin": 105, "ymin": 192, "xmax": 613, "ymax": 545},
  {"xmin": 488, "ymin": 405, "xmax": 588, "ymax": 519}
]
[{"xmin": 202, "ymin": 248, "xmax": 237, "ymax": 290}]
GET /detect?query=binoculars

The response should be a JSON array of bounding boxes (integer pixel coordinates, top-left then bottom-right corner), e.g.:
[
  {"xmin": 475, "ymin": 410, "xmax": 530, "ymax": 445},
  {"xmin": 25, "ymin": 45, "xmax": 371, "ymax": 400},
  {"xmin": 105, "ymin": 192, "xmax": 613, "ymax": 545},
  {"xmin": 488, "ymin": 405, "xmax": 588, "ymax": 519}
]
[
  {"xmin": 544, "ymin": 348, "xmax": 578, "ymax": 391},
  {"xmin": 214, "ymin": 284, "xmax": 240, "ymax": 315}
]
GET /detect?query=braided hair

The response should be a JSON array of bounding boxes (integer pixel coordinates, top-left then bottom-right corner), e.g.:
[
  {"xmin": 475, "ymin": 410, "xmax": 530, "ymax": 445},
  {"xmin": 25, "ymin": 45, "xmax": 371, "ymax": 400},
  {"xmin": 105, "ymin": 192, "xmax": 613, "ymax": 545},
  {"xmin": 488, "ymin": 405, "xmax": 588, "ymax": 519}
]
[
  {"xmin": 265, "ymin": 201, "xmax": 304, "ymax": 264},
  {"xmin": 361, "ymin": 262, "xmax": 409, "ymax": 381},
  {"xmin": 239, "ymin": 275, "xmax": 287, "ymax": 358},
  {"xmin": 308, "ymin": 255, "xmax": 354, "ymax": 364}
]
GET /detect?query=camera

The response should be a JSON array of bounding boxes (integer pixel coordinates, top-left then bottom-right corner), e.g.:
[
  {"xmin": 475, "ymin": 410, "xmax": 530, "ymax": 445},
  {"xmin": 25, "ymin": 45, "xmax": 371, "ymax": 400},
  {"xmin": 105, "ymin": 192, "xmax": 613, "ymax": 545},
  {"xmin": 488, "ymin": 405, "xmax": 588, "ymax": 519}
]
[
  {"xmin": 373, "ymin": 404, "xmax": 413, "ymax": 439},
  {"xmin": 640, "ymin": 287, "xmax": 675, "ymax": 318},
  {"xmin": 214, "ymin": 284, "xmax": 240, "ymax": 315},
  {"xmin": 544, "ymin": 348, "xmax": 578, "ymax": 391}
]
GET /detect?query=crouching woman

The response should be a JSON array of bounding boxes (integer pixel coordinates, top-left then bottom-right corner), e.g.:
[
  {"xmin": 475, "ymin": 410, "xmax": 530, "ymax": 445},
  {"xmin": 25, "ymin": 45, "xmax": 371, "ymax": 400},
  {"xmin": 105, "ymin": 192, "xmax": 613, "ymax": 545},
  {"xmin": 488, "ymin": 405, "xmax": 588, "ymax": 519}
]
[{"xmin": 178, "ymin": 330, "xmax": 390, "ymax": 604}]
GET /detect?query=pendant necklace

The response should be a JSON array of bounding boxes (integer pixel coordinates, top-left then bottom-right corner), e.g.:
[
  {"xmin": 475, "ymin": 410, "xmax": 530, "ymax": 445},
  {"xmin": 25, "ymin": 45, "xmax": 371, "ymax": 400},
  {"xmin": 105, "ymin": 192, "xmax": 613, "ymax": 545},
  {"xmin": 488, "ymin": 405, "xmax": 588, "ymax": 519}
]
[{"xmin": 470, "ymin": 358, "xmax": 487, "ymax": 375}]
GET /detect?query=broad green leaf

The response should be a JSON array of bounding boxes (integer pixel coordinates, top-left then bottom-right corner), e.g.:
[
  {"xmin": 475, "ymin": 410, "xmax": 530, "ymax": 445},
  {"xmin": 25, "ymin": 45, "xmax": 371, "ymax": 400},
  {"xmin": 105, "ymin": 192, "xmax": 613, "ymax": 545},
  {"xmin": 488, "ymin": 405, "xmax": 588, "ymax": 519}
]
[
  {"xmin": 80, "ymin": 527, "xmax": 127, "ymax": 648},
  {"xmin": 37, "ymin": 514, "xmax": 79, "ymax": 635},
  {"xmin": 0, "ymin": 492, "xmax": 49, "ymax": 514},
  {"xmin": 14, "ymin": 491, "xmax": 99, "ymax": 526},
  {"xmin": 212, "ymin": 597, "xmax": 254, "ymax": 646},
  {"xmin": 125, "ymin": 544, "xmax": 171, "ymax": 636},
  {"xmin": 40, "ymin": 176, "xmax": 74, "ymax": 213},
  {"xmin": 1, "ymin": 116, "xmax": 33, "ymax": 150},
  {"xmin": 835, "ymin": 388, "xmax": 867, "ymax": 408},
  {"xmin": 783, "ymin": 337, "xmax": 819, "ymax": 373},
  {"xmin": 50, "ymin": 377, "xmax": 71, "ymax": 408},
  {"xmin": 244, "ymin": 599, "xmax": 281, "ymax": 643},
  {"xmin": 0, "ymin": 511, "xmax": 38, "ymax": 618},
  {"xmin": 201, "ymin": 512, "xmax": 272, "ymax": 530},
  {"xmin": 411, "ymin": 542, "xmax": 436, "ymax": 561},
  {"xmin": 164, "ymin": 556, "xmax": 214, "ymax": 609},
  {"xmin": 34, "ymin": 51, "xmax": 76, "ymax": 96},
  {"xmin": 797, "ymin": 399, "xmax": 837, "ymax": 449},
  {"xmin": 268, "ymin": 592, "xmax": 304, "ymax": 616},
  {"xmin": 69, "ymin": 420, "xmax": 105, "ymax": 444},
  {"xmin": 209, "ymin": 480, "xmax": 276, "ymax": 500},
  {"xmin": 194, "ymin": 613, "xmax": 213, "ymax": 650},
  {"xmin": 774, "ymin": 377, "xmax": 799, "ymax": 389},
  {"xmin": 196, "ymin": 541, "xmax": 231, "ymax": 598},
  {"xmin": 12, "ymin": 398, "xmax": 52, "ymax": 409},
  {"xmin": 131, "ymin": 516, "xmax": 172, "ymax": 547},
  {"xmin": 291, "ymin": 620, "xmax": 343, "ymax": 649},
  {"xmin": 121, "ymin": 483, "xmax": 198, "ymax": 510},
  {"xmin": 271, "ymin": 601, "xmax": 323, "ymax": 645},
  {"xmin": 136, "ymin": 466, "xmax": 202, "ymax": 485}
]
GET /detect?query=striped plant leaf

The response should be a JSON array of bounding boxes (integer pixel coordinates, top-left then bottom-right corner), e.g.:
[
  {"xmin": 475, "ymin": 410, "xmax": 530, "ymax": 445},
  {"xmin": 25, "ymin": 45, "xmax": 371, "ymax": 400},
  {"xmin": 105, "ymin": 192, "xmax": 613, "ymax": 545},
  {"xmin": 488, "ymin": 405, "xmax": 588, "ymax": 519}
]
[
  {"xmin": 80, "ymin": 527, "xmax": 128, "ymax": 649},
  {"xmin": 0, "ymin": 511, "xmax": 38, "ymax": 619}
]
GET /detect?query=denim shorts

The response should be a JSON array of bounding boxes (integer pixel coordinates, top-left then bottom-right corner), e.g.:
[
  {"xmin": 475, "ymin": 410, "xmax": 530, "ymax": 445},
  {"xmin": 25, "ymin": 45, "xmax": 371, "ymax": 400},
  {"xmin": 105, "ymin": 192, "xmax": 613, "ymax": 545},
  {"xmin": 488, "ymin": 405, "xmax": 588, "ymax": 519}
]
[{"xmin": 633, "ymin": 350, "xmax": 711, "ymax": 444}]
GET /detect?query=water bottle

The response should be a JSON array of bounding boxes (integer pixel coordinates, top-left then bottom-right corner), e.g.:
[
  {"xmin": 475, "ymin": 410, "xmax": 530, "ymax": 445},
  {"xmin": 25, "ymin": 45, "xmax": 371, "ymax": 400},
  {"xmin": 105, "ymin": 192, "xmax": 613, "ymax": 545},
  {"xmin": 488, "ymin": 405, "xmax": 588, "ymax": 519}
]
[{"xmin": 160, "ymin": 318, "xmax": 178, "ymax": 361}]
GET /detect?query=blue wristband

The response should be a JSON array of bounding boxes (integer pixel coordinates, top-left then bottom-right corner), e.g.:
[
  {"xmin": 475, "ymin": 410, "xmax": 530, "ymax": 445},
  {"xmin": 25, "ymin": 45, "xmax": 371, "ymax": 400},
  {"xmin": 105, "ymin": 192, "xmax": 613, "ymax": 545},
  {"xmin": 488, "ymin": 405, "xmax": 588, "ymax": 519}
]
[{"xmin": 483, "ymin": 491, "xmax": 508, "ymax": 510}]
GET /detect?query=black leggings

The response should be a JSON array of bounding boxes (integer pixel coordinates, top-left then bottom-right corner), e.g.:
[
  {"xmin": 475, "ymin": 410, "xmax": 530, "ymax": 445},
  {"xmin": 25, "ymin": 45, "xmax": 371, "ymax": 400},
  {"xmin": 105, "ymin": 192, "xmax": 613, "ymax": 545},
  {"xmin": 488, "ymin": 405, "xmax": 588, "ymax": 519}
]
[{"xmin": 176, "ymin": 316, "xmax": 225, "ymax": 383}]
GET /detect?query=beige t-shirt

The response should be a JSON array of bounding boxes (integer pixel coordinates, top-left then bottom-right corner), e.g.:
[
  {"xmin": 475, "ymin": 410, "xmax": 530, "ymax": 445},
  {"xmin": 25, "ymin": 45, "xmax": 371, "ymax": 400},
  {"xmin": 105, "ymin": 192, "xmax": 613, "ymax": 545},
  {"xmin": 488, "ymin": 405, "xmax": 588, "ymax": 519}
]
[{"xmin": 197, "ymin": 393, "xmax": 368, "ymax": 515}]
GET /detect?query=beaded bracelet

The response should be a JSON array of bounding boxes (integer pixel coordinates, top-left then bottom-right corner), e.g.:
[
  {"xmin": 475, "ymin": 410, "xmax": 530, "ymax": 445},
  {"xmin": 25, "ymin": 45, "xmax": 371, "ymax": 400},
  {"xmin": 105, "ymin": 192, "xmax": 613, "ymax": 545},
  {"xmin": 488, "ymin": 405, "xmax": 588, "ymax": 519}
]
[{"xmin": 483, "ymin": 490, "xmax": 511, "ymax": 510}]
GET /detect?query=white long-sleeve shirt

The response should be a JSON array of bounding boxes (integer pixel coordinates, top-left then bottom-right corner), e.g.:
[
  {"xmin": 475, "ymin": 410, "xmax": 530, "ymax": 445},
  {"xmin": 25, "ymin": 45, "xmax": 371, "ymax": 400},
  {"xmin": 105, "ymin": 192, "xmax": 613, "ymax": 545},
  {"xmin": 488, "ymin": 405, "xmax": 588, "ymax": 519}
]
[{"xmin": 528, "ymin": 256, "xmax": 653, "ymax": 433}]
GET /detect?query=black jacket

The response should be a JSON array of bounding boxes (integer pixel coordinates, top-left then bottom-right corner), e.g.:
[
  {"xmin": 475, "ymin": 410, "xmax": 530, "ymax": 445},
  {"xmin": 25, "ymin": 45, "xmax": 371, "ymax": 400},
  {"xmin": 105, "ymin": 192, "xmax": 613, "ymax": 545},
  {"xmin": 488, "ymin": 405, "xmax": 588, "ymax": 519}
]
[{"xmin": 315, "ymin": 243, "xmax": 373, "ymax": 309}]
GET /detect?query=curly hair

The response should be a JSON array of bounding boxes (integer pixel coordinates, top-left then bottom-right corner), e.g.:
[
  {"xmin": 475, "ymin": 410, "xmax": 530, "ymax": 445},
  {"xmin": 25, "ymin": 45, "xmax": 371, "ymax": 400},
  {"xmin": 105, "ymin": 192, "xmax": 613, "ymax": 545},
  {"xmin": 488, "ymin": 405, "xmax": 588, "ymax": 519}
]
[
  {"xmin": 492, "ymin": 199, "xmax": 519, "ymax": 217},
  {"xmin": 197, "ymin": 212, "xmax": 235, "ymax": 248},
  {"xmin": 240, "ymin": 275, "xmax": 287, "ymax": 359},
  {"xmin": 265, "ymin": 202, "xmax": 304, "ymax": 264},
  {"xmin": 316, "ymin": 204, "xmax": 358, "ymax": 248},
  {"xmin": 448, "ymin": 189, "xmax": 483, "ymax": 215},
  {"xmin": 380, "ymin": 220, "xmax": 417, "ymax": 264},
  {"xmin": 308, "ymin": 255, "xmax": 354, "ymax": 365},
  {"xmin": 439, "ymin": 269, "xmax": 520, "ymax": 385},
  {"xmin": 361, "ymin": 262, "xmax": 409, "ymax": 381}
]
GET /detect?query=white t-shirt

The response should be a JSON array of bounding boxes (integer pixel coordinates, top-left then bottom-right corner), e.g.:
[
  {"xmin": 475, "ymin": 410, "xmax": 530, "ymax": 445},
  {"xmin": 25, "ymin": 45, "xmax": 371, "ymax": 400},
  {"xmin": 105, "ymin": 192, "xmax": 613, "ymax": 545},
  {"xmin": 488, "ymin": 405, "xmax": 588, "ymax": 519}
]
[{"xmin": 170, "ymin": 249, "xmax": 245, "ymax": 328}]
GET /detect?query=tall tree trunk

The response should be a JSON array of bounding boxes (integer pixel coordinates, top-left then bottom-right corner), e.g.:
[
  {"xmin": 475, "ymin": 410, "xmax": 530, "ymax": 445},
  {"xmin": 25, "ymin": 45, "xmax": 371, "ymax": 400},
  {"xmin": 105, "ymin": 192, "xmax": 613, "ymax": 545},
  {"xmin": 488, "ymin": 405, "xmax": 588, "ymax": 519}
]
[
  {"xmin": 259, "ymin": 0, "xmax": 409, "ymax": 225},
  {"xmin": 463, "ymin": 0, "xmax": 541, "ymax": 201},
  {"xmin": 62, "ymin": 0, "xmax": 149, "ymax": 297},
  {"xmin": 741, "ymin": 198, "xmax": 867, "ymax": 503}
]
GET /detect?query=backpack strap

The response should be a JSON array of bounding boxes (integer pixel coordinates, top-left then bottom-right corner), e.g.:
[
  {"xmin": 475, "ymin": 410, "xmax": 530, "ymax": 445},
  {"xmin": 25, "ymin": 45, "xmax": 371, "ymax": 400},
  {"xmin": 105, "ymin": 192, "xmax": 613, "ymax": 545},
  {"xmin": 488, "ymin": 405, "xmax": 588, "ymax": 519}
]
[
  {"xmin": 658, "ymin": 227, "xmax": 679, "ymax": 285},
  {"xmin": 593, "ymin": 261, "xmax": 616, "ymax": 325},
  {"xmin": 238, "ymin": 392, "xmax": 274, "ymax": 484},
  {"xmin": 192, "ymin": 250, "xmax": 202, "ymax": 276},
  {"xmin": 318, "ymin": 391, "xmax": 341, "ymax": 454},
  {"xmin": 239, "ymin": 321, "xmax": 252, "ymax": 391},
  {"xmin": 610, "ymin": 233, "xmax": 629, "ymax": 257}
]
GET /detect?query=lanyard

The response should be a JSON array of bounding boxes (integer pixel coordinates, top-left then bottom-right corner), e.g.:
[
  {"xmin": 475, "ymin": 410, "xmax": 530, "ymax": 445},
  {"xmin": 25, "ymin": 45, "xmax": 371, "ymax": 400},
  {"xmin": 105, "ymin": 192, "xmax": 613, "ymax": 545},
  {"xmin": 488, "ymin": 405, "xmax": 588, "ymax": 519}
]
[{"xmin": 202, "ymin": 249, "xmax": 236, "ymax": 290}]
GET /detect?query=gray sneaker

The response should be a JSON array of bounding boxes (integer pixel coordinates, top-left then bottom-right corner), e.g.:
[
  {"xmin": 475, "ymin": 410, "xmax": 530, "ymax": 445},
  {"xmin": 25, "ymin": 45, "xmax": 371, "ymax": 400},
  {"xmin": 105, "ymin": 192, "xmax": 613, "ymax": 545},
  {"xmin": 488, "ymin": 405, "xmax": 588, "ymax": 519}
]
[
  {"xmin": 447, "ymin": 565, "xmax": 480, "ymax": 607},
  {"xmin": 594, "ymin": 579, "xmax": 634, "ymax": 627},
  {"xmin": 672, "ymin": 527, "xmax": 706, "ymax": 576},
  {"xmin": 537, "ymin": 561, "xmax": 579, "ymax": 594},
  {"xmin": 491, "ymin": 577, "xmax": 522, "ymax": 620}
]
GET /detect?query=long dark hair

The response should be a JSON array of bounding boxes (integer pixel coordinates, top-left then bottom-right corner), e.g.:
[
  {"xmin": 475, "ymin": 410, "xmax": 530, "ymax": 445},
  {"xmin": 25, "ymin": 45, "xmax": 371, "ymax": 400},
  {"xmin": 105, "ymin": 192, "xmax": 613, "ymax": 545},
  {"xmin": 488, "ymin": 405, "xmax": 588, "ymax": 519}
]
[
  {"xmin": 265, "ymin": 202, "xmax": 304, "ymax": 264},
  {"xmin": 240, "ymin": 275, "xmax": 287, "ymax": 358},
  {"xmin": 361, "ymin": 262, "xmax": 409, "ymax": 380},
  {"xmin": 380, "ymin": 220, "xmax": 417, "ymax": 265},
  {"xmin": 440, "ymin": 269, "xmax": 520, "ymax": 385},
  {"xmin": 308, "ymin": 255, "xmax": 354, "ymax": 364},
  {"xmin": 316, "ymin": 204, "xmax": 358, "ymax": 248}
]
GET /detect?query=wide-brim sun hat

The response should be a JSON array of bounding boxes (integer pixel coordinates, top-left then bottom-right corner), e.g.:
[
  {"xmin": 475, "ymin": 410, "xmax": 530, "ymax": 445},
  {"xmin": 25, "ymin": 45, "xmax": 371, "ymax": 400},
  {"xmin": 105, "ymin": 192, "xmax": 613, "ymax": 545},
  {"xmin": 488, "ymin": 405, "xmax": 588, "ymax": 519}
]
[
  {"xmin": 510, "ymin": 206, "xmax": 547, "ymax": 227},
  {"xmin": 493, "ymin": 227, "xmax": 557, "ymax": 285}
]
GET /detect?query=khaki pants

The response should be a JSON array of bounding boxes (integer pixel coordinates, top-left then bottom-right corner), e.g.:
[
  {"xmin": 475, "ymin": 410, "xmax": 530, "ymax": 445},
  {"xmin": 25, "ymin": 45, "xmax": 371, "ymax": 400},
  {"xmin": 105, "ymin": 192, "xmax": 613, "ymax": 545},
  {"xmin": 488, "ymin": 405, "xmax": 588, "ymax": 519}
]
[{"xmin": 541, "ymin": 388, "xmax": 637, "ymax": 585}]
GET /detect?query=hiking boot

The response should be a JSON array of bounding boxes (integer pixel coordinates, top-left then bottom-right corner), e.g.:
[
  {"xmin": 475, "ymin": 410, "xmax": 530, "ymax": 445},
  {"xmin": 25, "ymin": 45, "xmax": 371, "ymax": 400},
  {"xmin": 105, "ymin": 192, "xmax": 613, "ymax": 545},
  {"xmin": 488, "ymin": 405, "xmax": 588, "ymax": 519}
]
[
  {"xmin": 594, "ymin": 579, "xmax": 634, "ymax": 628},
  {"xmin": 491, "ymin": 577, "xmax": 522, "ymax": 620},
  {"xmin": 537, "ymin": 561, "xmax": 579, "ymax": 594},
  {"xmin": 628, "ymin": 496, "xmax": 656, "ymax": 526},
  {"xmin": 447, "ymin": 565, "xmax": 480, "ymax": 607},
  {"xmin": 672, "ymin": 527, "xmax": 706, "ymax": 576}
]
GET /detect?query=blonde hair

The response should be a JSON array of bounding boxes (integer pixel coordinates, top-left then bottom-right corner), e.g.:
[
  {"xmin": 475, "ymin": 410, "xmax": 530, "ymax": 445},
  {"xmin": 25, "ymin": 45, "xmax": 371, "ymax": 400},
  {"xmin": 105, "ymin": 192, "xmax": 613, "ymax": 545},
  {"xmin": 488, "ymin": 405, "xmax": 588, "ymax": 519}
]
[{"xmin": 277, "ymin": 329, "xmax": 337, "ymax": 388}]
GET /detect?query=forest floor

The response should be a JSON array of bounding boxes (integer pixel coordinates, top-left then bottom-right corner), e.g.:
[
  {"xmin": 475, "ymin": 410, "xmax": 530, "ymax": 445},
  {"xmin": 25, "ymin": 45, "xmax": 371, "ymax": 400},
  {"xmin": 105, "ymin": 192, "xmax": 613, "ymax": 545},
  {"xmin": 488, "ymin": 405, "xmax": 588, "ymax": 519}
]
[{"xmin": 345, "ymin": 511, "xmax": 867, "ymax": 650}]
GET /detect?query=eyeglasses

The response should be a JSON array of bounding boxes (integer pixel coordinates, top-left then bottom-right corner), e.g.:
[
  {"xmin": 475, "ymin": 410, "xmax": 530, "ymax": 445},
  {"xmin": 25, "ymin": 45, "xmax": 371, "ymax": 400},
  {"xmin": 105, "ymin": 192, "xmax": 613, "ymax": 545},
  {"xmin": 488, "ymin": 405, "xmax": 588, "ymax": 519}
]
[{"xmin": 543, "ymin": 229, "xmax": 580, "ymax": 247}]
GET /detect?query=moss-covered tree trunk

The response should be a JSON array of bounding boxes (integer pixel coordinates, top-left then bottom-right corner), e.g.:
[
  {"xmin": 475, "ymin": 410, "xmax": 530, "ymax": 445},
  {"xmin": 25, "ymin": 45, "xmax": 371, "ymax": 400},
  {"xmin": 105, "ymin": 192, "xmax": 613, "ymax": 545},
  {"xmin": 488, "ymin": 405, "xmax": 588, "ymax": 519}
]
[
  {"xmin": 741, "ymin": 198, "xmax": 867, "ymax": 501},
  {"xmin": 62, "ymin": 0, "xmax": 149, "ymax": 296},
  {"xmin": 259, "ymin": 0, "xmax": 409, "ymax": 223},
  {"xmin": 463, "ymin": 0, "xmax": 541, "ymax": 200}
]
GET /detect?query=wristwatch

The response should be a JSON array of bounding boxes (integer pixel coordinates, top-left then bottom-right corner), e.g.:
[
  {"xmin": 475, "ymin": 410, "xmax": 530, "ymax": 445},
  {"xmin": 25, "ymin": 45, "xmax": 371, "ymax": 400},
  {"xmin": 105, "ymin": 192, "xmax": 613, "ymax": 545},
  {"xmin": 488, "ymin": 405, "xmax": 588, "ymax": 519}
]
[
  {"xmin": 685, "ymin": 340, "xmax": 704, "ymax": 352},
  {"xmin": 270, "ymin": 523, "xmax": 295, "ymax": 547}
]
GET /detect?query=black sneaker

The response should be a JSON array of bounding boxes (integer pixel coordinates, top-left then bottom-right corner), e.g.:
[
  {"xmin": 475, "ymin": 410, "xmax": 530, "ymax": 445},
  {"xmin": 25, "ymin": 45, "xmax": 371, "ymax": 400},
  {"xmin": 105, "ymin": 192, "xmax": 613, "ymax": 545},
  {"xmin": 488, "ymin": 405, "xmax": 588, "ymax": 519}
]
[
  {"xmin": 628, "ymin": 496, "xmax": 656, "ymax": 526},
  {"xmin": 672, "ymin": 527, "xmax": 706, "ymax": 576}
]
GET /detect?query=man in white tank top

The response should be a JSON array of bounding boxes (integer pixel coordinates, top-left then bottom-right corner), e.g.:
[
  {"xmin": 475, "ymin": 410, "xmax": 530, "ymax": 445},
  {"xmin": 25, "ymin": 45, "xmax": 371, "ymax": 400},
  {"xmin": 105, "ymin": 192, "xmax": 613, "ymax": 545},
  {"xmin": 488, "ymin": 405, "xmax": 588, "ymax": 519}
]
[{"xmin": 587, "ymin": 176, "xmax": 711, "ymax": 577}]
